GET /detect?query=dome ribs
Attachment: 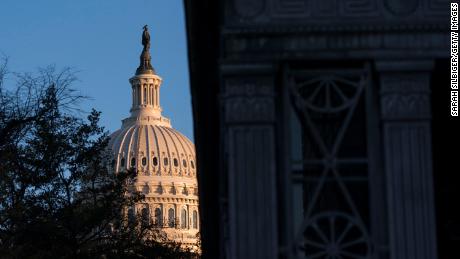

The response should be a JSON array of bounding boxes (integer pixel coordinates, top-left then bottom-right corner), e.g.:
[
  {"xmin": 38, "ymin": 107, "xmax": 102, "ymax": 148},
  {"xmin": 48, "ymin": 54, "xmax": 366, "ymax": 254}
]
[
  {"xmin": 143, "ymin": 125, "xmax": 151, "ymax": 173},
  {"xmin": 167, "ymin": 127, "xmax": 192, "ymax": 176},
  {"xmin": 150, "ymin": 125, "xmax": 162, "ymax": 175},
  {"xmin": 116, "ymin": 125, "xmax": 136, "ymax": 171},
  {"xmin": 160, "ymin": 125, "xmax": 183, "ymax": 176},
  {"xmin": 128, "ymin": 125, "xmax": 140, "ymax": 169},
  {"xmin": 155, "ymin": 125, "xmax": 172, "ymax": 176}
]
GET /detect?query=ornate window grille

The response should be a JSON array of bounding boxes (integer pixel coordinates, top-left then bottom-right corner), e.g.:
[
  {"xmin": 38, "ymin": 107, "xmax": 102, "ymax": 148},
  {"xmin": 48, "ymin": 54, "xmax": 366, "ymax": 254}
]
[{"xmin": 282, "ymin": 65, "xmax": 387, "ymax": 259}]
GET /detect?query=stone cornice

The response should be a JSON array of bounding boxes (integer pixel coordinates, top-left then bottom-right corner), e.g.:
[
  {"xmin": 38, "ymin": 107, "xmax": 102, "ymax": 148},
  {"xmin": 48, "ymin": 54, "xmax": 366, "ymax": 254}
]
[
  {"xmin": 143, "ymin": 196, "xmax": 199, "ymax": 204},
  {"xmin": 222, "ymin": 30, "xmax": 449, "ymax": 59},
  {"xmin": 222, "ymin": 23, "xmax": 449, "ymax": 35}
]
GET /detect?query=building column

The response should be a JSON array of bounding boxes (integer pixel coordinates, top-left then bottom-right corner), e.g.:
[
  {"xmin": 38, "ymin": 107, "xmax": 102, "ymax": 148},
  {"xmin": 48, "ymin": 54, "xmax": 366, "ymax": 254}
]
[
  {"xmin": 132, "ymin": 87, "xmax": 135, "ymax": 108},
  {"xmin": 376, "ymin": 60, "xmax": 437, "ymax": 259},
  {"xmin": 141, "ymin": 84, "xmax": 145, "ymax": 105},
  {"xmin": 156, "ymin": 85, "xmax": 160, "ymax": 108},
  {"xmin": 137, "ymin": 85, "xmax": 140, "ymax": 106},
  {"xmin": 221, "ymin": 63, "xmax": 278, "ymax": 259},
  {"xmin": 151, "ymin": 84, "xmax": 154, "ymax": 106},
  {"xmin": 146, "ymin": 84, "xmax": 150, "ymax": 106}
]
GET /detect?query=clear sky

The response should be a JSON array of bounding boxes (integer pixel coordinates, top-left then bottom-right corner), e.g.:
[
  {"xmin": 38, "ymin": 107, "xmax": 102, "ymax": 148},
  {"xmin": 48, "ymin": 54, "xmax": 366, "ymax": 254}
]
[{"xmin": 0, "ymin": 0, "xmax": 193, "ymax": 140}]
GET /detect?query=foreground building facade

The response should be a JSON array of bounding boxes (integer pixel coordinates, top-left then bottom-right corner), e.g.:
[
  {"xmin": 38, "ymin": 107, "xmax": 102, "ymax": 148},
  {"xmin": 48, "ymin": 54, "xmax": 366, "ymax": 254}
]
[
  {"xmin": 185, "ymin": 1, "xmax": 456, "ymax": 258},
  {"xmin": 109, "ymin": 27, "xmax": 199, "ymax": 246}
]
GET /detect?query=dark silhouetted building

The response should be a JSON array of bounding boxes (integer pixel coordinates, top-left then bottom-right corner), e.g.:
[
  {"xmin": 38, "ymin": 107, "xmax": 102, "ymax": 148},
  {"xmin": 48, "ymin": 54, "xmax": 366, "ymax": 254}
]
[{"xmin": 184, "ymin": 1, "xmax": 456, "ymax": 258}]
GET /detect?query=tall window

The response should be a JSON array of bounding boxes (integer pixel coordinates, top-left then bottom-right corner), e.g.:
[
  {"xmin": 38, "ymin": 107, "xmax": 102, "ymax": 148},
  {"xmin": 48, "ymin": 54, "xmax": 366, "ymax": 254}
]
[
  {"xmin": 128, "ymin": 208, "xmax": 135, "ymax": 225},
  {"xmin": 168, "ymin": 208, "xmax": 175, "ymax": 227},
  {"xmin": 181, "ymin": 208, "xmax": 187, "ymax": 229},
  {"xmin": 283, "ymin": 65, "xmax": 385, "ymax": 258},
  {"xmin": 193, "ymin": 210, "xmax": 198, "ymax": 229},
  {"xmin": 141, "ymin": 207, "xmax": 149, "ymax": 226},
  {"xmin": 155, "ymin": 208, "xmax": 162, "ymax": 226}
]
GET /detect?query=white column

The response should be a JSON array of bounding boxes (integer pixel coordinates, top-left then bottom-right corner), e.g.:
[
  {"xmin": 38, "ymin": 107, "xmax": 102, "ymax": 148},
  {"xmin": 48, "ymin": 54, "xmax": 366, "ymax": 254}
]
[
  {"xmin": 132, "ymin": 88, "xmax": 135, "ymax": 108},
  {"xmin": 156, "ymin": 85, "xmax": 160, "ymax": 108},
  {"xmin": 146, "ymin": 84, "xmax": 150, "ymax": 105},
  {"xmin": 150, "ymin": 84, "xmax": 154, "ymax": 106},
  {"xmin": 143, "ymin": 84, "xmax": 146, "ymax": 105},
  {"xmin": 134, "ymin": 86, "xmax": 138, "ymax": 106},
  {"xmin": 137, "ymin": 84, "xmax": 141, "ymax": 106}
]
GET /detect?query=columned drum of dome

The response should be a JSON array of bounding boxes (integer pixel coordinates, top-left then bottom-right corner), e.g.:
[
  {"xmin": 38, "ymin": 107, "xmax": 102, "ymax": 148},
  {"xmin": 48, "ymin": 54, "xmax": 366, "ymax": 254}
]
[{"xmin": 109, "ymin": 26, "xmax": 199, "ymax": 247}]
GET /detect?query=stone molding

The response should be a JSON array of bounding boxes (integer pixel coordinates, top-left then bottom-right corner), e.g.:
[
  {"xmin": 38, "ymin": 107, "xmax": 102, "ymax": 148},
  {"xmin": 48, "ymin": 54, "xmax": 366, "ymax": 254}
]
[
  {"xmin": 222, "ymin": 76, "xmax": 275, "ymax": 123},
  {"xmin": 376, "ymin": 60, "xmax": 433, "ymax": 121},
  {"xmin": 227, "ymin": 0, "xmax": 449, "ymax": 26}
]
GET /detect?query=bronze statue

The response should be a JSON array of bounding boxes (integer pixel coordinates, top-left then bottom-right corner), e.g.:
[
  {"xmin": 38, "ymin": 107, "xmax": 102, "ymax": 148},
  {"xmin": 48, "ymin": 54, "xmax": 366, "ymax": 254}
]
[
  {"xmin": 136, "ymin": 25, "xmax": 155, "ymax": 75},
  {"xmin": 142, "ymin": 25, "xmax": 150, "ymax": 50}
]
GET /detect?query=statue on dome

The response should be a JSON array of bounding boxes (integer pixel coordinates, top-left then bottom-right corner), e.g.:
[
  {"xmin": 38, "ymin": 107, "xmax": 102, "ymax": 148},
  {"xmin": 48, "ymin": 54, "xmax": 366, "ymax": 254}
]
[
  {"xmin": 136, "ymin": 25, "xmax": 155, "ymax": 75},
  {"xmin": 142, "ymin": 25, "xmax": 150, "ymax": 50}
]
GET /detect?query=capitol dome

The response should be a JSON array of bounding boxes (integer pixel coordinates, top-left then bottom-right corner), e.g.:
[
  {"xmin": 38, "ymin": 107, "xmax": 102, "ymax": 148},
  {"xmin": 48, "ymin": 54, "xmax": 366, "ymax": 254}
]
[
  {"xmin": 108, "ymin": 26, "xmax": 199, "ymax": 246},
  {"xmin": 109, "ymin": 124, "xmax": 196, "ymax": 179}
]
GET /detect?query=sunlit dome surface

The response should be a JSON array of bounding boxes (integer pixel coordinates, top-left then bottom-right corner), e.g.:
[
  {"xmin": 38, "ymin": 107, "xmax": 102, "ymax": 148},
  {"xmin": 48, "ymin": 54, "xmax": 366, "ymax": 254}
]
[{"xmin": 109, "ymin": 124, "xmax": 196, "ymax": 179}]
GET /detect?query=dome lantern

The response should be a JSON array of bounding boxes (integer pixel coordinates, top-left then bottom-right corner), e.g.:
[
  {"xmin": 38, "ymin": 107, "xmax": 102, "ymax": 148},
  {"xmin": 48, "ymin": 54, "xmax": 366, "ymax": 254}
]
[{"xmin": 126, "ymin": 26, "xmax": 168, "ymax": 126}]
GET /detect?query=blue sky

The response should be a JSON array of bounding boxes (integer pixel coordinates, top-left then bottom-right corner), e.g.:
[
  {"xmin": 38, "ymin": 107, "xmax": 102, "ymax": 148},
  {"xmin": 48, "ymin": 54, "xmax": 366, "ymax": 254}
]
[{"xmin": 0, "ymin": 0, "xmax": 193, "ymax": 140}]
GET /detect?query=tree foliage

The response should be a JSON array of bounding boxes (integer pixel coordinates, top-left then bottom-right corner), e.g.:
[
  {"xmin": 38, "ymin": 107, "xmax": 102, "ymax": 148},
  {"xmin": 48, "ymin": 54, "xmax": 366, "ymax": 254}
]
[{"xmin": 0, "ymin": 60, "xmax": 198, "ymax": 258}]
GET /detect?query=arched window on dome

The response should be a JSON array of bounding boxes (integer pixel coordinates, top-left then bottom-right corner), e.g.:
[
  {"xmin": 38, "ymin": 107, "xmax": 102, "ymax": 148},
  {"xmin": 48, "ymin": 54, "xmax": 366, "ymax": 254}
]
[
  {"xmin": 193, "ymin": 210, "xmax": 198, "ymax": 229},
  {"xmin": 164, "ymin": 157, "xmax": 169, "ymax": 166},
  {"xmin": 153, "ymin": 157, "xmax": 158, "ymax": 166},
  {"xmin": 168, "ymin": 208, "xmax": 175, "ymax": 227},
  {"xmin": 173, "ymin": 158, "xmax": 178, "ymax": 167},
  {"xmin": 130, "ymin": 157, "xmax": 136, "ymax": 168},
  {"xmin": 183, "ymin": 159, "xmax": 187, "ymax": 167},
  {"xmin": 141, "ymin": 207, "xmax": 149, "ymax": 226},
  {"xmin": 191, "ymin": 160, "xmax": 195, "ymax": 169},
  {"xmin": 142, "ymin": 157, "xmax": 147, "ymax": 166},
  {"xmin": 120, "ymin": 158, "xmax": 126, "ymax": 167},
  {"xmin": 154, "ymin": 208, "xmax": 162, "ymax": 226},
  {"xmin": 143, "ymin": 86, "xmax": 147, "ymax": 104},
  {"xmin": 181, "ymin": 208, "xmax": 187, "ymax": 229}
]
